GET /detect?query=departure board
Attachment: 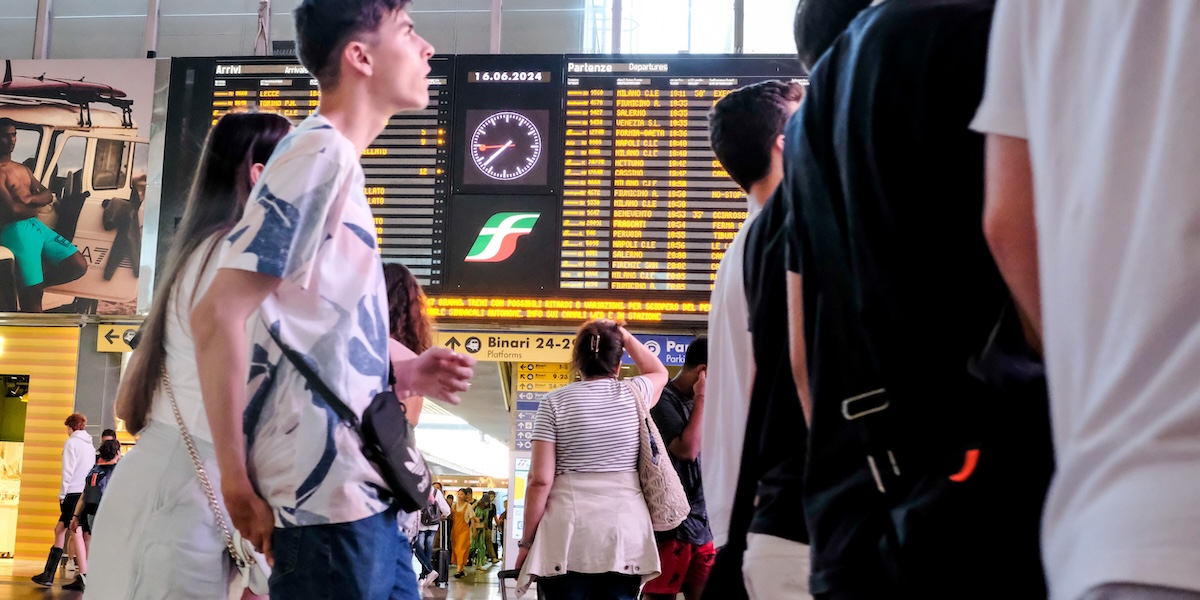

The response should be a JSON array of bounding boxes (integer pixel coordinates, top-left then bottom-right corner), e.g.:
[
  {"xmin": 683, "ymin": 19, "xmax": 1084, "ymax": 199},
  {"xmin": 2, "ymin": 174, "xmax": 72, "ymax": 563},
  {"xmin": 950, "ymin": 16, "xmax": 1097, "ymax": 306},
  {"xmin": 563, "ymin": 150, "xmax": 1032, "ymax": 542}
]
[
  {"xmin": 160, "ymin": 55, "xmax": 803, "ymax": 327},
  {"xmin": 207, "ymin": 57, "xmax": 456, "ymax": 291},
  {"xmin": 559, "ymin": 57, "xmax": 795, "ymax": 293}
]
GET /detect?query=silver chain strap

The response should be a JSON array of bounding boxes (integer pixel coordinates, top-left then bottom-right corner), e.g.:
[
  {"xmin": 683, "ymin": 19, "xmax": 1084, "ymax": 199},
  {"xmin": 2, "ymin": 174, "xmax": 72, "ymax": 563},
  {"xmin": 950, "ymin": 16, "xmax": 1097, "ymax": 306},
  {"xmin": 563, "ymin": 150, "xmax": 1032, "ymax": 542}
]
[{"xmin": 162, "ymin": 367, "xmax": 253, "ymax": 567}]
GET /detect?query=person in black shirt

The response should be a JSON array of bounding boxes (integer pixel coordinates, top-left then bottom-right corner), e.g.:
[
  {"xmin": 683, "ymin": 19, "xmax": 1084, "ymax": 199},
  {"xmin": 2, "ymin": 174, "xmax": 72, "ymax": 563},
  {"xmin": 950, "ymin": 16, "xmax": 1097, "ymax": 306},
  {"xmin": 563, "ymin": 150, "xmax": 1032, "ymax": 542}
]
[
  {"xmin": 781, "ymin": 0, "xmax": 1044, "ymax": 598},
  {"xmin": 646, "ymin": 339, "xmax": 712, "ymax": 600}
]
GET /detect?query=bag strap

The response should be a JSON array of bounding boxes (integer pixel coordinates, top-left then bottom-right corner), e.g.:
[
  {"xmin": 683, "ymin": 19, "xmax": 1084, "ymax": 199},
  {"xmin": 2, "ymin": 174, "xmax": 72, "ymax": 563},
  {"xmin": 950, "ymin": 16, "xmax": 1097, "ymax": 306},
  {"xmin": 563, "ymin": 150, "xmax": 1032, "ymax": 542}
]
[
  {"xmin": 624, "ymin": 378, "xmax": 662, "ymax": 464},
  {"xmin": 160, "ymin": 366, "xmax": 251, "ymax": 568},
  {"xmin": 265, "ymin": 323, "xmax": 362, "ymax": 430}
]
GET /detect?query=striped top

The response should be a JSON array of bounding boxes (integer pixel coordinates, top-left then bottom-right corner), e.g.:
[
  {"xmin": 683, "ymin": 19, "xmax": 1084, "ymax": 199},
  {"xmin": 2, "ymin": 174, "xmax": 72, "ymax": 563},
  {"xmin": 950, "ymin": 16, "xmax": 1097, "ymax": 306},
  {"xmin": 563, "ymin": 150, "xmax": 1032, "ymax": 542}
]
[{"xmin": 533, "ymin": 376, "xmax": 653, "ymax": 475}]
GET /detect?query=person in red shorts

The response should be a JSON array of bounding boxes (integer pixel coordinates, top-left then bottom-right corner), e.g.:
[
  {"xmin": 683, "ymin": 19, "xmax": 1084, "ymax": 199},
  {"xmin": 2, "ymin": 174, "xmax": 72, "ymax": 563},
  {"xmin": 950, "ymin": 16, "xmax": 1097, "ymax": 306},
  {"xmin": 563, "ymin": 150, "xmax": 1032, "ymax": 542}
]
[{"xmin": 645, "ymin": 340, "xmax": 715, "ymax": 600}]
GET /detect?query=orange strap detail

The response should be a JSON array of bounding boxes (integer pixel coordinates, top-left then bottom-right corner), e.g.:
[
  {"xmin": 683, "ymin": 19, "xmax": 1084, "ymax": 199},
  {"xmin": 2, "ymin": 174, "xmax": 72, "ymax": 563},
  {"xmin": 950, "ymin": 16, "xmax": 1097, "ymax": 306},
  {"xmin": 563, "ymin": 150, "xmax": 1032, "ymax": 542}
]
[{"xmin": 949, "ymin": 449, "xmax": 980, "ymax": 482}]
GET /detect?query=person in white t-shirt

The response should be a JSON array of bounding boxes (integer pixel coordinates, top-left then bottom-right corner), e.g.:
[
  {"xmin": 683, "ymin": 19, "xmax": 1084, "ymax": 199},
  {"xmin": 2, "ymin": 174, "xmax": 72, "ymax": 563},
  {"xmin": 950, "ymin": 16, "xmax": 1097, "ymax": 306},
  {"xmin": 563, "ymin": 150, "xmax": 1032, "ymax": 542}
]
[
  {"xmin": 190, "ymin": 2, "xmax": 475, "ymax": 598},
  {"xmin": 702, "ymin": 80, "xmax": 803, "ymax": 555},
  {"xmin": 30, "ymin": 413, "xmax": 94, "ymax": 589},
  {"xmin": 973, "ymin": 2, "xmax": 1200, "ymax": 599},
  {"xmin": 88, "ymin": 111, "xmax": 292, "ymax": 599}
]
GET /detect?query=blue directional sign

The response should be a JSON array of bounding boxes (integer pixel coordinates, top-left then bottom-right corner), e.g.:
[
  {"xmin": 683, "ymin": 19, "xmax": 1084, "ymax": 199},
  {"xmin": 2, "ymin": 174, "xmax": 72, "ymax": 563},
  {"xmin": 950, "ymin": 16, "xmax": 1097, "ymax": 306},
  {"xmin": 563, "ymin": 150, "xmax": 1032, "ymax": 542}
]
[{"xmin": 622, "ymin": 334, "xmax": 695, "ymax": 367}]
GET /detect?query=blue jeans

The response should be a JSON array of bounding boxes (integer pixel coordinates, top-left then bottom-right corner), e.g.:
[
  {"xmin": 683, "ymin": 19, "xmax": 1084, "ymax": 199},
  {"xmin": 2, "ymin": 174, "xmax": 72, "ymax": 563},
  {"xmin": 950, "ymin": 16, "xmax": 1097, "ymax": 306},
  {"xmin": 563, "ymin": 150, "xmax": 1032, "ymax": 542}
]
[
  {"xmin": 269, "ymin": 507, "xmax": 419, "ymax": 600},
  {"xmin": 536, "ymin": 572, "xmax": 641, "ymax": 600},
  {"xmin": 415, "ymin": 529, "xmax": 436, "ymax": 577}
]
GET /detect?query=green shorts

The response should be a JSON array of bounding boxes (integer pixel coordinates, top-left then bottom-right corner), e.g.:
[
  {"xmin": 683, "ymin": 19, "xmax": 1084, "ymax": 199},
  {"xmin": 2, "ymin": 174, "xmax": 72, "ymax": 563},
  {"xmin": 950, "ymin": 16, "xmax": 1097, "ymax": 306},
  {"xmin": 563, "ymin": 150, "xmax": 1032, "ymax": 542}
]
[{"xmin": 0, "ymin": 218, "xmax": 79, "ymax": 287}]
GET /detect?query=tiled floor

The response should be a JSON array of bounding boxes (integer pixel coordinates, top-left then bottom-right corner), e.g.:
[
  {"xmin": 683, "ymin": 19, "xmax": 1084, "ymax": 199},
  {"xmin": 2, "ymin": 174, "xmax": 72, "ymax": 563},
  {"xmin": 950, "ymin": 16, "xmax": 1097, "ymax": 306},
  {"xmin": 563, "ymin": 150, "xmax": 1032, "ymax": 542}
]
[{"xmin": 0, "ymin": 559, "xmax": 515, "ymax": 599}]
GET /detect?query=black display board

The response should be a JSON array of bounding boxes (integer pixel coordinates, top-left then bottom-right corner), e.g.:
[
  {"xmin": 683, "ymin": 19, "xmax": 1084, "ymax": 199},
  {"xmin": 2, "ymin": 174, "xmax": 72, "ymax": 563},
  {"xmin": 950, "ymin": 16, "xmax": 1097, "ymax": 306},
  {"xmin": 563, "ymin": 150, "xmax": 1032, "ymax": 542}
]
[{"xmin": 158, "ymin": 54, "xmax": 804, "ymax": 326}]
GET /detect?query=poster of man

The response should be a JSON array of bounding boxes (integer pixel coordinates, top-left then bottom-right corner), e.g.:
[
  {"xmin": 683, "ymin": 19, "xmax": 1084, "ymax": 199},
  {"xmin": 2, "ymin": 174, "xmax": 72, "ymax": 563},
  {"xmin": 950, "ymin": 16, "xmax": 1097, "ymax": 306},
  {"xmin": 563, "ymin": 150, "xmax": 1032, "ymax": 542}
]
[{"xmin": 0, "ymin": 58, "xmax": 154, "ymax": 314}]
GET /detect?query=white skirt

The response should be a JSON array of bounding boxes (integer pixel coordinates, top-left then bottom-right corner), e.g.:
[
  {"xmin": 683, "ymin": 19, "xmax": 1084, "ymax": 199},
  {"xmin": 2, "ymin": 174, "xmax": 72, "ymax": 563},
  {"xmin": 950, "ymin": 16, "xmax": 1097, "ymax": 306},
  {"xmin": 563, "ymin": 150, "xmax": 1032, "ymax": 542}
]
[
  {"xmin": 85, "ymin": 421, "xmax": 236, "ymax": 600},
  {"xmin": 518, "ymin": 472, "xmax": 660, "ymax": 595}
]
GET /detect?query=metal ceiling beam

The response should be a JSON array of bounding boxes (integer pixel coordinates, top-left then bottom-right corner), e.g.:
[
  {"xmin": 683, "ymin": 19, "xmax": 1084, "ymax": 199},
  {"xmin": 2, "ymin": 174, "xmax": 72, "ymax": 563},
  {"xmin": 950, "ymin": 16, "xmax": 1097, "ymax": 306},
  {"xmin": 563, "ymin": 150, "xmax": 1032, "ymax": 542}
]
[
  {"xmin": 33, "ymin": 0, "xmax": 53, "ymax": 59},
  {"xmin": 144, "ymin": 0, "xmax": 162, "ymax": 58}
]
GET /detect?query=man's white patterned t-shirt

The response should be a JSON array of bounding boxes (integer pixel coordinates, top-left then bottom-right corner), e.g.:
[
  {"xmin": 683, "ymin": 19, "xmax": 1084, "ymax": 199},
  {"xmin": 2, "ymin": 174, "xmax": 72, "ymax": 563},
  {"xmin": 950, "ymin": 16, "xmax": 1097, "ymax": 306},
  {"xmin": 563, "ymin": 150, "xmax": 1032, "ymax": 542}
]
[{"xmin": 220, "ymin": 115, "xmax": 391, "ymax": 528}]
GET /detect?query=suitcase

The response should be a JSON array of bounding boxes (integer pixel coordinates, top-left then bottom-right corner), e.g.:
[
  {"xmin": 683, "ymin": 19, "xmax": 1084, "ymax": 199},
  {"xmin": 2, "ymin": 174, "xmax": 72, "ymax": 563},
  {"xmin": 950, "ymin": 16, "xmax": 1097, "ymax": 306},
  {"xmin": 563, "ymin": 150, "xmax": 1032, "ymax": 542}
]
[
  {"xmin": 435, "ymin": 526, "xmax": 450, "ymax": 585},
  {"xmin": 498, "ymin": 569, "xmax": 520, "ymax": 600}
]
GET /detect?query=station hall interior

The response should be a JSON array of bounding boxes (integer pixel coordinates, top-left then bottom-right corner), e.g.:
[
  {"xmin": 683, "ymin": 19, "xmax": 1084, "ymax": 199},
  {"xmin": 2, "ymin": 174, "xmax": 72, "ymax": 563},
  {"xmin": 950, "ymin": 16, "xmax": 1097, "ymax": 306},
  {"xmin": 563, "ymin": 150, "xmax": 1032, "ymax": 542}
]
[{"xmin": 4, "ymin": 1, "xmax": 1199, "ymax": 600}]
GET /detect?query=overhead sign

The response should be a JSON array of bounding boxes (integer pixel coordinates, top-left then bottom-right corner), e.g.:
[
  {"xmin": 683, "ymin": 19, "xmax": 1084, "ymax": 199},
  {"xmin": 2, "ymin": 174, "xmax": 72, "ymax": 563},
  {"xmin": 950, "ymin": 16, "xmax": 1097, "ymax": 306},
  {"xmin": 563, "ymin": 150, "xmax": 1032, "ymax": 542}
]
[
  {"xmin": 437, "ymin": 331, "xmax": 574, "ymax": 362},
  {"xmin": 623, "ymin": 334, "xmax": 695, "ymax": 367},
  {"xmin": 96, "ymin": 325, "xmax": 139, "ymax": 353}
]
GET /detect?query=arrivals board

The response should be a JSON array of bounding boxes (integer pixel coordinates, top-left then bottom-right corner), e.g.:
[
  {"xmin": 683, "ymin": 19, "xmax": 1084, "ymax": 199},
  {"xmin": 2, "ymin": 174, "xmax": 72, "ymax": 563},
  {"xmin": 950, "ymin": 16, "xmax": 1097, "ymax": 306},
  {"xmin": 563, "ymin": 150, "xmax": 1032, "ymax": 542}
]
[
  {"xmin": 159, "ymin": 55, "xmax": 803, "ymax": 327},
  {"xmin": 207, "ymin": 57, "xmax": 454, "ymax": 289}
]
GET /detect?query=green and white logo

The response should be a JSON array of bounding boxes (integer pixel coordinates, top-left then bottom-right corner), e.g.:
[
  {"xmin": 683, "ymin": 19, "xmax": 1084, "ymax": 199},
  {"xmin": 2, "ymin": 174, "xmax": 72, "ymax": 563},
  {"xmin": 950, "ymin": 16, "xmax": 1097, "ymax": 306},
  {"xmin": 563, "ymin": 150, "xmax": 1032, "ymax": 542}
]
[{"xmin": 465, "ymin": 212, "xmax": 541, "ymax": 262}]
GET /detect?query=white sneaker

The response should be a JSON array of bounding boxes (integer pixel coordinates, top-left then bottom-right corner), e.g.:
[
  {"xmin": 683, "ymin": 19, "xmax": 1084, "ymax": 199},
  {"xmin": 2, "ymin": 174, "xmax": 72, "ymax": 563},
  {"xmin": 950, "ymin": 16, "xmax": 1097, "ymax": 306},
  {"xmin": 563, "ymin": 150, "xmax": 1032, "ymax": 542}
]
[
  {"xmin": 420, "ymin": 570, "xmax": 438, "ymax": 587},
  {"xmin": 65, "ymin": 559, "xmax": 76, "ymax": 573}
]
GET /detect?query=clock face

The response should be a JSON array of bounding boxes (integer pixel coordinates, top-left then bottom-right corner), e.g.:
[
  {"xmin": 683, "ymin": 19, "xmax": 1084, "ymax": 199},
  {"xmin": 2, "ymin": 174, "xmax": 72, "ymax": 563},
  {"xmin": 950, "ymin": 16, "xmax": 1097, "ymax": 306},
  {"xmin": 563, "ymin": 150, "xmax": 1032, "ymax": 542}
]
[{"xmin": 469, "ymin": 111, "xmax": 543, "ymax": 181}]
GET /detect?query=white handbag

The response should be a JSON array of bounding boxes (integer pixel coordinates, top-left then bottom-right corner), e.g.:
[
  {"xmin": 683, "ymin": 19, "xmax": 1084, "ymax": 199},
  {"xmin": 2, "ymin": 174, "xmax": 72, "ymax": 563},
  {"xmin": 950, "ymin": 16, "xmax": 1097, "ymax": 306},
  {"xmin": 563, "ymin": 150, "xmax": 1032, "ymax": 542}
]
[{"xmin": 163, "ymin": 370, "xmax": 271, "ymax": 597}]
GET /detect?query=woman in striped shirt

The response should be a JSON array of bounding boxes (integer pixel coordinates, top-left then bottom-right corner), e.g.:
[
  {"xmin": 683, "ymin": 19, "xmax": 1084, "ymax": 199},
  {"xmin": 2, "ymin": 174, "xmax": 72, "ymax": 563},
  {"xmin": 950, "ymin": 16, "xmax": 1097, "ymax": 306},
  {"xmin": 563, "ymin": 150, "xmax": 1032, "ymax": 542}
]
[{"xmin": 515, "ymin": 319, "xmax": 669, "ymax": 598}]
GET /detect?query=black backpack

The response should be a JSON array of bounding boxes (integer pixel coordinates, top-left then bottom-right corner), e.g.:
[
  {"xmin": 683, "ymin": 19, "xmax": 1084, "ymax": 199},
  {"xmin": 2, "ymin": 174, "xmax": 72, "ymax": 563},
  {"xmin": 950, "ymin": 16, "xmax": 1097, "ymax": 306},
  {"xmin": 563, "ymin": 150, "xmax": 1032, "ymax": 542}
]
[
  {"xmin": 420, "ymin": 494, "xmax": 443, "ymax": 527},
  {"xmin": 82, "ymin": 464, "xmax": 113, "ymax": 509}
]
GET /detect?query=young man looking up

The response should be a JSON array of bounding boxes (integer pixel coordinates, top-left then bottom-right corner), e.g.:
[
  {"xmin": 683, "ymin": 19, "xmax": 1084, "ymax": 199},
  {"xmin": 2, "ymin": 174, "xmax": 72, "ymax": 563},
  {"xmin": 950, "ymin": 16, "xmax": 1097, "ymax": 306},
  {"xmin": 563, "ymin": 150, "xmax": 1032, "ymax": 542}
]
[
  {"xmin": 191, "ymin": 2, "xmax": 475, "ymax": 598},
  {"xmin": 645, "ymin": 339, "xmax": 712, "ymax": 600},
  {"xmin": 701, "ymin": 78, "xmax": 803, "ymax": 552}
]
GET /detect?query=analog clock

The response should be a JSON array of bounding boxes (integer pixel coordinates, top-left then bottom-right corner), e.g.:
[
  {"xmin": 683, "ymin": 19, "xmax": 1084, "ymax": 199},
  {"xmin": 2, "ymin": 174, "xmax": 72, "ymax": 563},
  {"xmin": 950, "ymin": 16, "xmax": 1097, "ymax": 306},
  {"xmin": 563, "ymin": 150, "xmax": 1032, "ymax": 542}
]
[{"xmin": 469, "ymin": 111, "xmax": 543, "ymax": 181}]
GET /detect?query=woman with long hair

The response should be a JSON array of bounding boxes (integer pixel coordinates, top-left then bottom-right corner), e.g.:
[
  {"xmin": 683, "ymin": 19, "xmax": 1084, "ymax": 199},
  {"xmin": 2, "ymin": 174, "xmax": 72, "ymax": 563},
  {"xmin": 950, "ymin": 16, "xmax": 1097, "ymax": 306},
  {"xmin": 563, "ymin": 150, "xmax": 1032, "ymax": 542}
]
[
  {"xmin": 450, "ymin": 488, "xmax": 474, "ymax": 578},
  {"xmin": 383, "ymin": 262, "xmax": 434, "ymax": 426},
  {"xmin": 515, "ymin": 319, "xmax": 669, "ymax": 598},
  {"xmin": 87, "ymin": 112, "xmax": 291, "ymax": 599},
  {"xmin": 383, "ymin": 261, "xmax": 446, "ymax": 587}
]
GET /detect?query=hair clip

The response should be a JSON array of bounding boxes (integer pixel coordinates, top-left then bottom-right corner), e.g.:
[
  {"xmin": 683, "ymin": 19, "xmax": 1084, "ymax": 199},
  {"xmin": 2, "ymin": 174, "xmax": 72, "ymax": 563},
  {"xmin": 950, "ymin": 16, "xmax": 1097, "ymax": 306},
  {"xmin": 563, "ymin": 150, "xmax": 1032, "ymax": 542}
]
[{"xmin": 590, "ymin": 333, "xmax": 600, "ymax": 353}]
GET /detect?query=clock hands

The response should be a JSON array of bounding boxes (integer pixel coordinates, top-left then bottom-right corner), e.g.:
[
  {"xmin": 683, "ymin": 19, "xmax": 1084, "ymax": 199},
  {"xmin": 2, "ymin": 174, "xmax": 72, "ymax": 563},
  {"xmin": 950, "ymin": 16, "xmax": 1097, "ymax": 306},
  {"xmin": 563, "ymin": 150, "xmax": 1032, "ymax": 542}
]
[{"xmin": 480, "ymin": 140, "xmax": 515, "ymax": 167}]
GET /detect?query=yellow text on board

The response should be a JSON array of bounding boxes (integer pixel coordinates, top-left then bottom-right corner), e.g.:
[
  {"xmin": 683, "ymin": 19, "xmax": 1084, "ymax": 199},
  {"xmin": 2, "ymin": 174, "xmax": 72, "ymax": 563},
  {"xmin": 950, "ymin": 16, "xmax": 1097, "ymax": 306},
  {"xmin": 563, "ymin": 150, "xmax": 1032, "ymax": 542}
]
[
  {"xmin": 437, "ymin": 332, "xmax": 574, "ymax": 362},
  {"xmin": 97, "ymin": 325, "xmax": 139, "ymax": 353}
]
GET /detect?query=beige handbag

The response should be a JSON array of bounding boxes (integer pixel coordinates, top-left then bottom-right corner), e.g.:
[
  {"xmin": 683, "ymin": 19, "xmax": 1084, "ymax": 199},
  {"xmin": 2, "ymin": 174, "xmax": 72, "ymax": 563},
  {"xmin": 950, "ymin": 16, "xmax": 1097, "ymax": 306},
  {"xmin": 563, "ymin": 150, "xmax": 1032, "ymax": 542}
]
[{"xmin": 625, "ymin": 380, "xmax": 690, "ymax": 531}]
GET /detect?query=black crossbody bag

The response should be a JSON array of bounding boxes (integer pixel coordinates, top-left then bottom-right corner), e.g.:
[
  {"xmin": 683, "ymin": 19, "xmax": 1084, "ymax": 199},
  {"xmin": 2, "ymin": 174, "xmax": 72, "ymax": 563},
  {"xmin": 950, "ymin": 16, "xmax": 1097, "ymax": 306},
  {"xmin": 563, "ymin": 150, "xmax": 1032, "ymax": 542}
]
[{"xmin": 267, "ymin": 326, "xmax": 431, "ymax": 512}]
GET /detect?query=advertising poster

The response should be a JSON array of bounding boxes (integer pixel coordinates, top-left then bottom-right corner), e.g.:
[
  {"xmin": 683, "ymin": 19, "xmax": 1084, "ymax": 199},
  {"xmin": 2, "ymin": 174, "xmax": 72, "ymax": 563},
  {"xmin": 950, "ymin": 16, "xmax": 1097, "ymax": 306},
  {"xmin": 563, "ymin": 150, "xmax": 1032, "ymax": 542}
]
[{"xmin": 0, "ymin": 59, "xmax": 155, "ymax": 314}]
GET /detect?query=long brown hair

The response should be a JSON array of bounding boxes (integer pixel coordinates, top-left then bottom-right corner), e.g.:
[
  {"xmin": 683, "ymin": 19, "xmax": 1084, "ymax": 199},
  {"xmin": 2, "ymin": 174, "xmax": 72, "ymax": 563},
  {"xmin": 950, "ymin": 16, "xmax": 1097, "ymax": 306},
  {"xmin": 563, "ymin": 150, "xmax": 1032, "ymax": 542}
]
[
  {"xmin": 382, "ymin": 262, "xmax": 433, "ymax": 353},
  {"xmin": 116, "ymin": 112, "xmax": 291, "ymax": 434}
]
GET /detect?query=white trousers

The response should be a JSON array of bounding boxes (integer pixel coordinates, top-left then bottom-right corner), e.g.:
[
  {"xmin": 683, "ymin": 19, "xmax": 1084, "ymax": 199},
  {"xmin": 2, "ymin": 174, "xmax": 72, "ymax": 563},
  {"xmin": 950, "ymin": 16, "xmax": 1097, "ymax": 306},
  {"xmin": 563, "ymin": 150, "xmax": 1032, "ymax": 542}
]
[{"xmin": 742, "ymin": 533, "xmax": 812, "ymax": 600}]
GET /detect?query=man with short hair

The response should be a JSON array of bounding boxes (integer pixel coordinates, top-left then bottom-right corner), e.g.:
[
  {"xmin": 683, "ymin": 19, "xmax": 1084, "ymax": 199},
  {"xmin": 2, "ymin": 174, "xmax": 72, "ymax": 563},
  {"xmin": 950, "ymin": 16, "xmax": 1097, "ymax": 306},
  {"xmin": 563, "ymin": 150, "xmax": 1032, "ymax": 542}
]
[
  {"xmin": 645, "ymin": 339, "xmax": 712, "ymax": 600},
  {"xmin": 0, "ymin": 117, "xmax": 86, "ymax": 312},
  {"xmin": 783, "ymin": 0, "xmax": 1046, "ymax": 597},
  {"xmin": 702, "ymin": 79, "xmax": 803, "ymax": 557},
  {"xmin": 975, "ymin": 2, "xmax": 1200, "ymax": 599},
  {"xmin": 192, "ymin": 1, "xmax": 475, "ymax": 598}
]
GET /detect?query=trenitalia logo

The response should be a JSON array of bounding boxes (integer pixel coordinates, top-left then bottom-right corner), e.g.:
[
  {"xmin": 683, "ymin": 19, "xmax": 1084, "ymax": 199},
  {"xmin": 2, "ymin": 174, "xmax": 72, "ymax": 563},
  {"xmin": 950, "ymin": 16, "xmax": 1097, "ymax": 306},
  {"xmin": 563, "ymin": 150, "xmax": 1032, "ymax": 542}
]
[{"xmin": 465, "ymin": 212, "xmax": 541, "ymax": 262}]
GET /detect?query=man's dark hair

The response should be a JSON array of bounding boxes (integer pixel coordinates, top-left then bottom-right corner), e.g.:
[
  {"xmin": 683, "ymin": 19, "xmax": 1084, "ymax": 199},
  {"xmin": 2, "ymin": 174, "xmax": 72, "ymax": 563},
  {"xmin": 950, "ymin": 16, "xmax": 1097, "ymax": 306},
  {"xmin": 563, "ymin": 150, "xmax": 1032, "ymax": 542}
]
[
  {"xmin": 101, "ymin": 428, "xmax": 117, "ymax": 439},
  {"xmin": 294, "ymin": 0, "xmax": 413, "ymax": 87},
  {"xmin": 683, "ymin": 338, "xmax": 708, "ymax": 369},
  {"xmin": 709, "ymin": 81, "xmax": 804, "ymax": 191},
  {"xmin": 0, "ymin": 117, "xmax": 15, "ymax": 131},
  {"xmin": 794, "ymin": 0, "xmax": 873, "ymax": 70},
  {"xmin": 98, "ymin": 439, "xmax": 121, "ymax": 461}
]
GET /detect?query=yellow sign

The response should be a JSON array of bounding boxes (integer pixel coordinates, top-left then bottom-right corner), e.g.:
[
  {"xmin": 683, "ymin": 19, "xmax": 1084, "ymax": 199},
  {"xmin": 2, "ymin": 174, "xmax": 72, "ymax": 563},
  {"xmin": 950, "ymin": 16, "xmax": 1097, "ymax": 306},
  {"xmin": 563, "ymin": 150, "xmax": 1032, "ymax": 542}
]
[
  {"xmin": 512, "ymin": 380, "xmax": 567, "ymax": 393},
  {"xmin": 516, "ymin": 362, "xmax": 569, "ymax": 373},
  {"xmin": 515, "ymin": 371, "xmax": 571, "ymax": 383},
  {"xmin": 96, "ymin": 325, "xmax": 139, "ymax": 353},
  {"xmin": 436, "ymin": 332, "xmax": 574, "ymax": 362}
]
